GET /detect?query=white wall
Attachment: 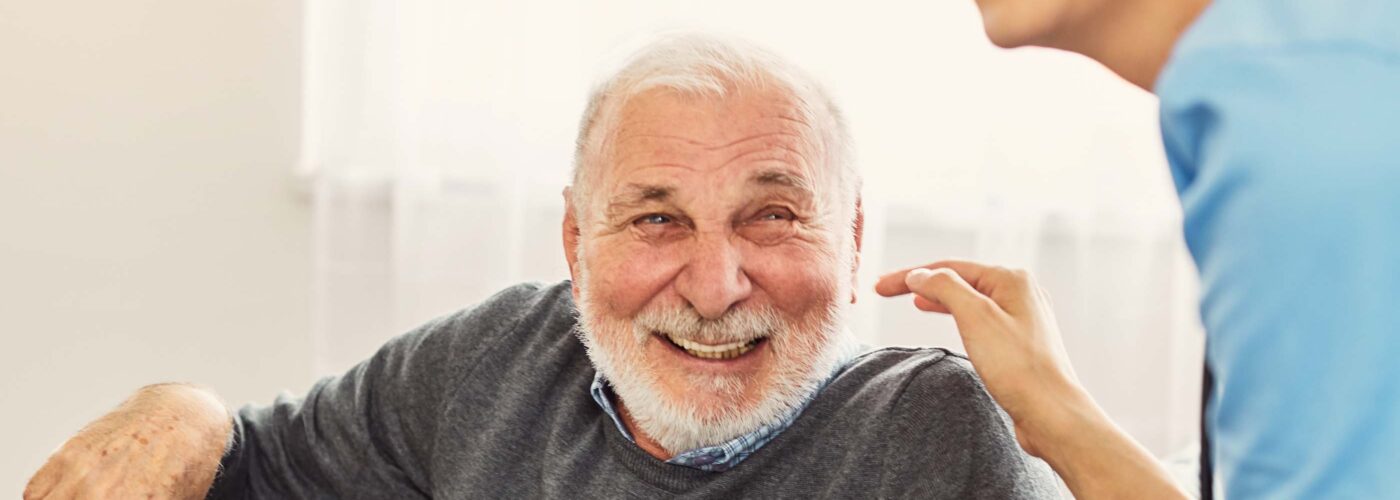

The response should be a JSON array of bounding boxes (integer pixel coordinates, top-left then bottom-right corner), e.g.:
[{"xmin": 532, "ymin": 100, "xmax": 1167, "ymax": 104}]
[{"xmin": 0, "ymin": 0, "xmax": 309, "ymax": 494}]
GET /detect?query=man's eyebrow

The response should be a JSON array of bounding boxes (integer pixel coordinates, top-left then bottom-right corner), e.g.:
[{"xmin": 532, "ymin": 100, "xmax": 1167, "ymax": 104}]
[
  {"xmin": 604, "ymin": 183, "xmax": 674, "ymax": 218},
  {"xmin": 751, "ymin": 169, "xmax": 815, "ymax": 196},
  {"xmin": 616, "ymin": 183, "xmax": 672, "ymax": 203}
]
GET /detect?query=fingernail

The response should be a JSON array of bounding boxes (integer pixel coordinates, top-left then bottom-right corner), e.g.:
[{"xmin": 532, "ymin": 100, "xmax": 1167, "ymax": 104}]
[{"xmin": 906, "ymin": 268, "xmax": 934, "ymax": 285}]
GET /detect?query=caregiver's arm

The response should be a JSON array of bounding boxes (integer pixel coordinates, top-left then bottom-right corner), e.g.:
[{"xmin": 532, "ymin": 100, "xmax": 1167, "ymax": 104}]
[
  {"xmin": 23, "ymin": 383, "xmax": 233, "ymax": 500},
  {"xmin": 876, "ymin": 261, "xmax": 1187, "ymax": 500}
]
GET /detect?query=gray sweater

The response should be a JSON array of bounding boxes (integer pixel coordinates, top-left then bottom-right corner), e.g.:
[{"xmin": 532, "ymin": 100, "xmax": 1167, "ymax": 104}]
[{"xmin": 208, "ymin": 281, "xmax": 1058, "ymax": 498}]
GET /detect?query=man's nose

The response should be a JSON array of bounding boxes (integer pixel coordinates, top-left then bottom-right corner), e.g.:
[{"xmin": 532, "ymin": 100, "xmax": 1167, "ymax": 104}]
[{"xmin": 675, "ymin": 233, "xmax": 753, "ymax": 320}]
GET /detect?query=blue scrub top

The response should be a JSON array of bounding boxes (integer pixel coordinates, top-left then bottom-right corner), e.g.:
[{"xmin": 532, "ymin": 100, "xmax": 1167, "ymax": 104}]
[{"xmin": 1157, "ymin": 0, "xmax": 1400, "ymax": 497}]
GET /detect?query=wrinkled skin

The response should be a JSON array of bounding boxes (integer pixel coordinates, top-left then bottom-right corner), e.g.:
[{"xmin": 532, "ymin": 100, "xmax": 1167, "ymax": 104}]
[{"xmin": 24, "ymin": 385, "xmax": 231, "ymax": 500}]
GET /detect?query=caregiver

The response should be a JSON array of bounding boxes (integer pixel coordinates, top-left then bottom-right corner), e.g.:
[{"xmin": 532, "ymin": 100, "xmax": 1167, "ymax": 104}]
[{"xmin": 881, "ymin": 0, "xmax": 1400, "ymax": 498}]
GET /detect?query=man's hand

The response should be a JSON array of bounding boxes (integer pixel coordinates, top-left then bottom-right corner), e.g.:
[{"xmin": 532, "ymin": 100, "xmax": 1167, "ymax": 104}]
[
  {"xmin": 877, "ymin": 260, "xmax": 1188, "ymax": 500},
  {"xmin": 24, "ymin": 383, "xmax": 233, "ymax": 500}
]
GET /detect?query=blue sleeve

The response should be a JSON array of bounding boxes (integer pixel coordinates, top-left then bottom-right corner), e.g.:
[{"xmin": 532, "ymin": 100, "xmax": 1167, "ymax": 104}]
[{"xmin": 1159, "ymin": 44, "xmax": 1400, "ymax": 498}]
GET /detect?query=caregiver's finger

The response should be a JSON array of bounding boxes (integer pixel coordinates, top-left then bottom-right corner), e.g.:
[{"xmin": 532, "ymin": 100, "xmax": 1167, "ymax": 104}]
[
  {"xmin": 913, "ymin": 294, "xmax": 952, "ymax": 314},
  {"xmin": 875, "ymin": 260, "xmax": 996, "ymax": 296},
  {"xmin": 904, "ymin": 267, "xmax": 1001, "ymax": 321}
]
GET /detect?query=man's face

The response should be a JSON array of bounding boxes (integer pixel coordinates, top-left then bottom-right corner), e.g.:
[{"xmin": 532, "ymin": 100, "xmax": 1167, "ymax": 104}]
[{"xmin": 567, "ymin": 87, "xmax": 859, "ymax": 452}]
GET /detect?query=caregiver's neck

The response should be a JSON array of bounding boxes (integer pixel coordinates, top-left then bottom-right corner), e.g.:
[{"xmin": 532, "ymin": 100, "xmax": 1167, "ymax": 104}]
[{"xmin": 1042, "ymin": 0, "xmax": 1212, "ymax": 92}]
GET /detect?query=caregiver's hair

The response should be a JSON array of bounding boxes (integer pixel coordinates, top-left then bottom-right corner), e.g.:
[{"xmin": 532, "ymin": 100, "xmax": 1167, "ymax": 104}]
[{"xmin": 570, "ymin": 33, "xmax": 860, "ymax": 223}]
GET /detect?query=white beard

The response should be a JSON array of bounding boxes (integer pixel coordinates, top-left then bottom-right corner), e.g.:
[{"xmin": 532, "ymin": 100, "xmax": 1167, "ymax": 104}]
[{"xmin": 573, "ymin": 264, "xmax": 859, "ymax": 454}]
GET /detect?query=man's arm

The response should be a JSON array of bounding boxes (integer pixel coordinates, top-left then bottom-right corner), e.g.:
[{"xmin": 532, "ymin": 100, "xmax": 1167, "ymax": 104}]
[
  {"xmin": 25, "ymin": 324, "xmax": 446, "ymax": 500},
  {"xmin": 26, "ymin": 283, "xmax": 540, "ymax": 500},
  {"xmin": 206, "ymin": 312, "xmax": 470, "ymax": 499},
  {"xmin": 24, "ymin": 383, "xmax": 233, "ymax": 500},
  {"xmin": 27, "ymin": 316, "xmax": 456, "ymax": 500},
  {"xmin": 208, "ymin": 282, "xmax": 544, "ymax": 498}
]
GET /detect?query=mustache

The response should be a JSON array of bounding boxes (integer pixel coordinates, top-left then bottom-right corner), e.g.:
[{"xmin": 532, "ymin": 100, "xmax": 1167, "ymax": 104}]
[{"xmin": 632, "ymin": 304, "xmax": 782, "ymax": 344}]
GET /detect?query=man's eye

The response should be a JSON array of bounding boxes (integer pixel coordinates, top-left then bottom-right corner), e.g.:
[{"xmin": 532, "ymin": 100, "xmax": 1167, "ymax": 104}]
[
  {"xmin": 637, "ymin": 214, "xmax": 673, "ymax": 225},
  {"xmin": 755, "ymin": 208, "xmax": 794, "ymax": 222}
]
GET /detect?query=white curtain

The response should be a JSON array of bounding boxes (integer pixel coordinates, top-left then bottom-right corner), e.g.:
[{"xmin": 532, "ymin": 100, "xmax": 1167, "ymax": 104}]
[{"xmin": 302, "ymin": 0, "xmax": 1204, "ymax": 457}]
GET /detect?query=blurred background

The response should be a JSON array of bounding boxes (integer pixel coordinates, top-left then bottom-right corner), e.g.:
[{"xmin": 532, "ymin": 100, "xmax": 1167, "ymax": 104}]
[{"xmin": 0, "ymin": 0, "xmax": 1203, "ymax": 494}]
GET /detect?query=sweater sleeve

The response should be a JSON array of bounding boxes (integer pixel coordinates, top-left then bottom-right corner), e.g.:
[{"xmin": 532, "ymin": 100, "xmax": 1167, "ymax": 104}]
[
  {"xmin": 883, "ymin": 354, "xmax": 1060, "ymax": 499},
  {"xmin": 205, "ymin": 283, "xmax": 546, "ymax": 499}
]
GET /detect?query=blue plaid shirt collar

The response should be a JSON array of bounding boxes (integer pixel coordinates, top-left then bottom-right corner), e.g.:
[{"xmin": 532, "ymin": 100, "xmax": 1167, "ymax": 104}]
[{"xmin": 589, "ymin": 346, "xmax": 859, "ymax": 472}]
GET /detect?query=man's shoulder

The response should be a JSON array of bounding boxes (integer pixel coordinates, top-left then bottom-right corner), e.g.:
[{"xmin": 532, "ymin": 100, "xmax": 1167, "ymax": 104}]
[
  {"xmin": 427, "ymin": 280, "xmax": 576, "ymax": 342},
  {"xmin": 826, "ymin": 346, "xmax": 1012, "ymax": 431},
  {"xmin": 444, "ymin": 280, "xmax": 573, "ymax": 325},
  {"xmin": 834, "ymin": 346, "xmax": 980, "ymax": 400},
  {"xmin": 803, "ymin": 347, "xmax": 1055, "ymax": 497},
  {"xmin": 387, "ymin": 280, "xmax": 579, "ymax": 378}
]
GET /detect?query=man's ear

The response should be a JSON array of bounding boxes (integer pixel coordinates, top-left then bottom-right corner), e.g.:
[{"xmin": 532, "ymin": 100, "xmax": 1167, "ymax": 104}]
[
  {"xmin": 850, "ymin": 197, "xmax": 864, "ymax": 304},
  {"xmin": 562, "ymin": 187, "xmax": 582, "ymax": 301}
]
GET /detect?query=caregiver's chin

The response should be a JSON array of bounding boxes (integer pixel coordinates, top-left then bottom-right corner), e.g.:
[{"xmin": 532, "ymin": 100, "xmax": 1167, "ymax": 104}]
[{"xmin": 973, "ymin": 0, "xmax": 1210, "ymax": 90}]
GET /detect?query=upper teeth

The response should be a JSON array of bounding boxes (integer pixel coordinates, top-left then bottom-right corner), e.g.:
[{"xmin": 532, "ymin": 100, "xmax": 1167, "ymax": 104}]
[{"xmin": 665, "ymin": 334, "xmax": 762, "ymax": 360}]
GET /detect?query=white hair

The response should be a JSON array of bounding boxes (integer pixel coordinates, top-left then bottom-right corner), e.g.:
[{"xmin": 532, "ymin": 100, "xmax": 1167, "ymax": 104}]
[{"xmin": 570, "ymin": 32, "xmax": 860, "ymax": 227}]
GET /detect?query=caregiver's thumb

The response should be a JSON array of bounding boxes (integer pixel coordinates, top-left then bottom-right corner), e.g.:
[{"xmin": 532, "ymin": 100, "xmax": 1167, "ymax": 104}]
[{"xmin": 904, "ymin": 267, "xmax": 1001, "ymax": 324}]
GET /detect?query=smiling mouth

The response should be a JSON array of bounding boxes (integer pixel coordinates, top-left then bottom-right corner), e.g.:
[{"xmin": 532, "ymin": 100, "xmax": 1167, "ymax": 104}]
[{"xmin": 657, "ymin": 332, "xmax": 767, "ymax": 360}]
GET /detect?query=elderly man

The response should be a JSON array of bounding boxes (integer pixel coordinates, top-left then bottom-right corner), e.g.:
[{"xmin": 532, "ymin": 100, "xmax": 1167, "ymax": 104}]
[{"xmin": 25, "ymin": 35, "xmax": 1056, "ymax": 499}]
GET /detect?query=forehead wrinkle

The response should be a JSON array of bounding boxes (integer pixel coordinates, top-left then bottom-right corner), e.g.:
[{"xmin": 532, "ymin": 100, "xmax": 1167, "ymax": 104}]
[
  {"xmin": 605, "ymin": 88, "xmax": 820, "ymax": 162},
  {"xmin": 611, "ymin": 145, "xmax": 704, "ymax": 172},
  {"xmin": 703, "ymin": 131, "xmax": 804, "ymax": 151},
  {"xmin": 610, "ymin": 131, "xmax": 810, "ymax": 179},
  {"xmin": 596, "ymin": 94, "xmax": 834, "ymax": 212},
  {"xmin": 771, "ymin": 113, "xmax": 812, "ymax": 126},
  {"xmin": 717, "ymin": 142, "xmax": 808, "ymax": 172},
  {"xmin": 710, "ymin": 130, "xmax": 806, "ymax": 150},
  {"xmin": 615, "ymin": 133, "xmax": 711, "ymax": 148},
  {"xmin": 614, "ymin": 127, "xmax": 805, "ymax": 152}
]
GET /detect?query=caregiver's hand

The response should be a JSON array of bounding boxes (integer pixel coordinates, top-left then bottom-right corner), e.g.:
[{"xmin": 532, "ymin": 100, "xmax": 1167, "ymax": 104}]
[
  {"xmin": 23, "ymin": 383, "xmax": 232, "ymax": 500},
  {"xmin": 876, "ymin": 261, "xmax": 1187, "ymax": 500}
]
